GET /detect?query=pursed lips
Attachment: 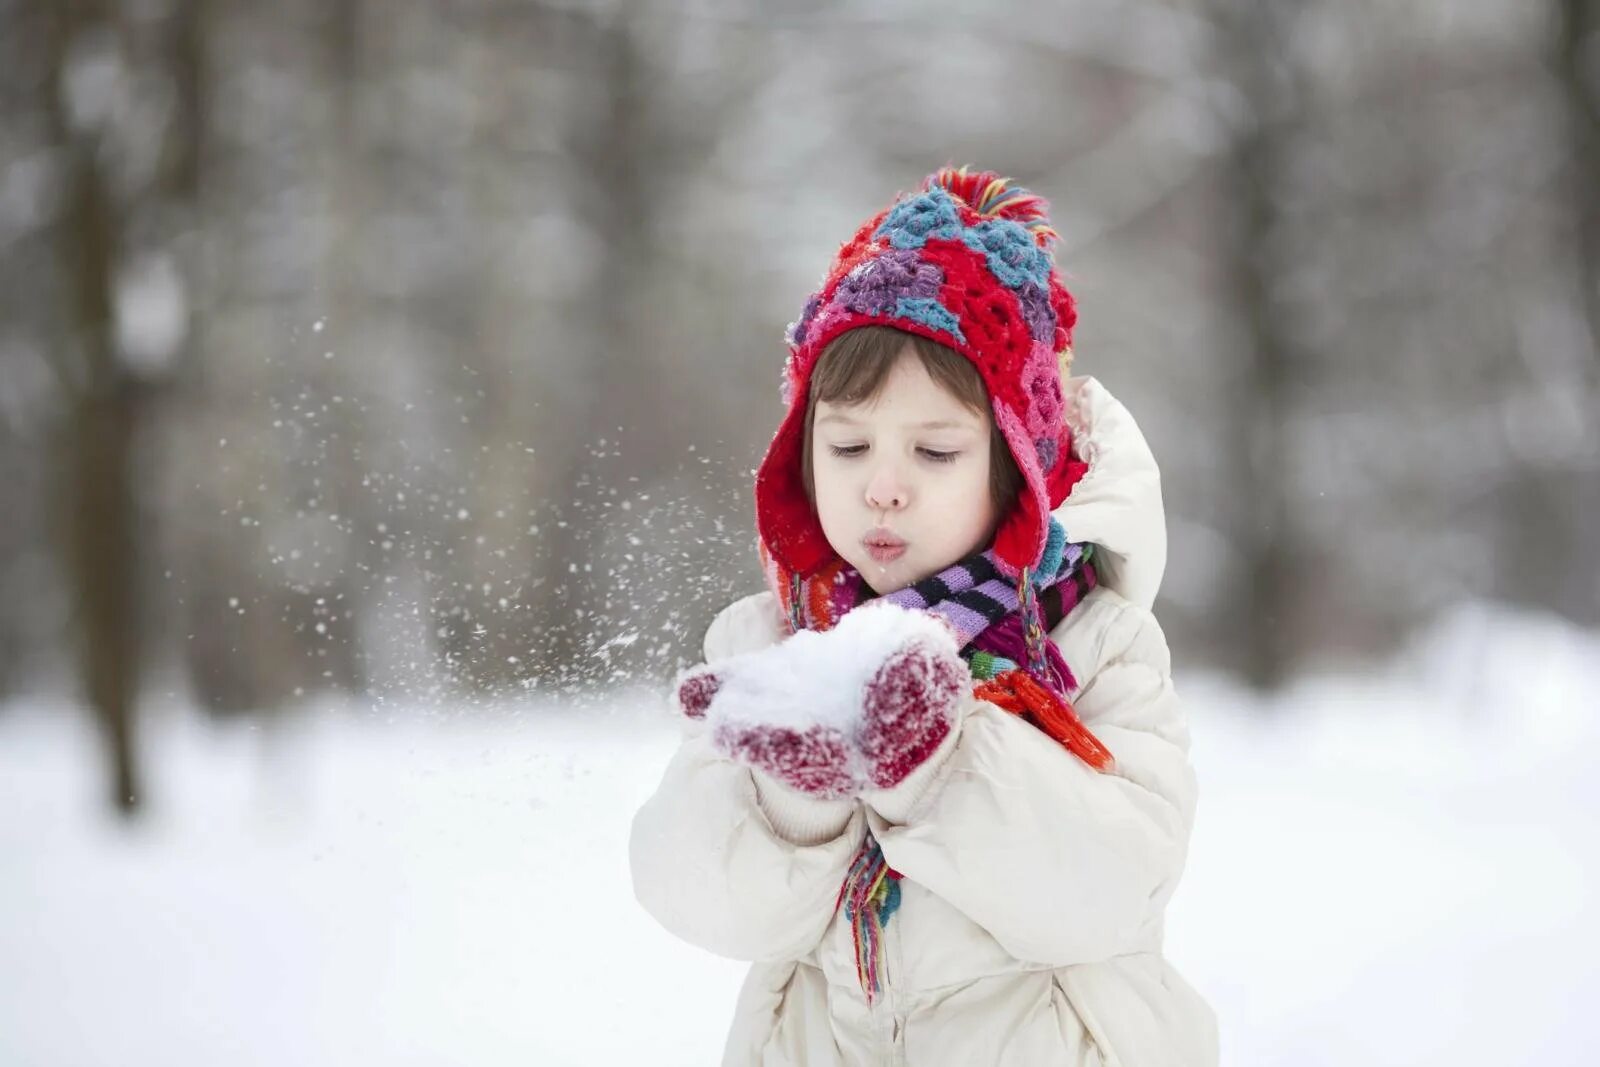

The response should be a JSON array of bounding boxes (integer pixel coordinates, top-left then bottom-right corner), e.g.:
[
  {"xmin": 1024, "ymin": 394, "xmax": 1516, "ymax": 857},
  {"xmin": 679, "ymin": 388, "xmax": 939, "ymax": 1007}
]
[{"xmin": 863, "ymin": 527, "xmax": 908, "ymax": 562}]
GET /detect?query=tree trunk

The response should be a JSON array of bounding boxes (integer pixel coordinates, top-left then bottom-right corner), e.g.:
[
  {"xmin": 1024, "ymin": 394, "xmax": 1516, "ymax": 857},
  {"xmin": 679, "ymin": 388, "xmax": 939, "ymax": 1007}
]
[
  {"xmin": 48, "ymin": 0, "xmax": 143, "ymax": 812},
  {"xmin": 1546, "ymin": 0, "xmax": 1600, "ymax": 624},
  {"xmin": 1213, "ymin": 4, "xmax": 1302, "ymax": 691}
]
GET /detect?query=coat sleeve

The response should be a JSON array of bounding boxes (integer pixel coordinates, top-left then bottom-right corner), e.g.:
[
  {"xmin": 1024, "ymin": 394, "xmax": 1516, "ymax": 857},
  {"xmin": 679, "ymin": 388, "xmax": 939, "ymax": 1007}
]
[
  {"xmin": 860, "ymin": 591, "xmax": 1198, "ymax": 967},
  {"xmin": 627, "ymin": 594, "xmax": 867, "ymax": 963}
]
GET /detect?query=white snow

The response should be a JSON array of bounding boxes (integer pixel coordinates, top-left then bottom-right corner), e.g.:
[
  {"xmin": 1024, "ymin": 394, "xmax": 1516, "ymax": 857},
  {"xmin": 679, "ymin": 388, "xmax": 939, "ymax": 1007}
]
[
  {"xmin": 1, "ymin": 598, "xmax": 1595, "ymax": 1066},
  {"xmin": 706, "ymin": 600, "xmax": 959, "ymax": 737}
]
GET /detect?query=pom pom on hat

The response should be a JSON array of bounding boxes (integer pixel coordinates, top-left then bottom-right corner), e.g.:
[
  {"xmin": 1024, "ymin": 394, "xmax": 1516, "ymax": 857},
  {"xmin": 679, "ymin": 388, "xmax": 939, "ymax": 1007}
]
[{"xmin": 927, "ymin": 167, "xmax": 1059, "ymax": 248}]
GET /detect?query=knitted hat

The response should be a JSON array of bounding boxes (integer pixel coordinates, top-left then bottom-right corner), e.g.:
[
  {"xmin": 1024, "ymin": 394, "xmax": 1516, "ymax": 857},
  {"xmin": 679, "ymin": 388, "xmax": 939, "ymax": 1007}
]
[{"xmin": 755, "ymin": 167, "xmax": 1089, "ymax": 582}]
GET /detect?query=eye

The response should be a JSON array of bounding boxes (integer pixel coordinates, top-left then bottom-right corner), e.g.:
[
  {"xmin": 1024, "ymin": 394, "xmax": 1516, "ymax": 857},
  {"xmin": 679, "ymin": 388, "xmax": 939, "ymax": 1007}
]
[{"xmin": 827, "ymin": 444, "xmax": 961, "ymax": 463}]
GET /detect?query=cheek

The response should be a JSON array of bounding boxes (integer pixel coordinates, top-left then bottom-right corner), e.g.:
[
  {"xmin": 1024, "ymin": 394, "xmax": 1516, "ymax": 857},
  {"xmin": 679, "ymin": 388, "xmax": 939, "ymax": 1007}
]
[
  {"xmin": 917, "ymin": 460, "xmax": 989, "ymax": 525},
  {"xmin": 809, "ymin": 460, "xmax": 852, "ymax": 516},
  {"xmin": 958, "ymin": 442, "xmax": 994, "ymax": 498},
  {"xmin": 953, "ymin": 449, "xmax": 1000, "ymax": 531},
  {"xmin": 956, "ymin": 462, "xmax": 995, "ymax": 515}
]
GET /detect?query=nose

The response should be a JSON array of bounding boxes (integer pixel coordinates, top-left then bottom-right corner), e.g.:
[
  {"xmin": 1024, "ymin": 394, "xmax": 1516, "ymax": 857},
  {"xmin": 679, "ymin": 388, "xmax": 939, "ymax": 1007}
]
[{"xmin": 865, "ymin": 462, "xmax": 907, "ymax": 510}]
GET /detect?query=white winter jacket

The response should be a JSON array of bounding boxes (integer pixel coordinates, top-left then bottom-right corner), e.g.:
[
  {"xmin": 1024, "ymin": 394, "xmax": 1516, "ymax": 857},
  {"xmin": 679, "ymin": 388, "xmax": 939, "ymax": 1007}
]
[{"xmin": 629, "ymin": 377, "xmax": 1219, "ymax": 1066}]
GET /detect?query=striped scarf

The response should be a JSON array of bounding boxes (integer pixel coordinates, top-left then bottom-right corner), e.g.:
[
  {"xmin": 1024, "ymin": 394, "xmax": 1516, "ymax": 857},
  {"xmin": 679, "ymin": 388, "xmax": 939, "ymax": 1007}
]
[{"xmin": 758, "ymin": 516, "xmax": 1116, "ymax": 1005}]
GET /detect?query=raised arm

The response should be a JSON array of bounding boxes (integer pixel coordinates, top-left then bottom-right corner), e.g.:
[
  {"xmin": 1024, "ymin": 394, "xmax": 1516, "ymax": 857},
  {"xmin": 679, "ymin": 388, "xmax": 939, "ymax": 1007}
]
[
  {"xmin": 861, "ymin": 591, "xmax": 1197, "ymax": 966},
  {"xmin": 628, "ymin": 731, "xmax": 865, "ymax": 962},
  {"xmin": 628, "ymin": 592, "xmax": 868, "ymax": 962}
]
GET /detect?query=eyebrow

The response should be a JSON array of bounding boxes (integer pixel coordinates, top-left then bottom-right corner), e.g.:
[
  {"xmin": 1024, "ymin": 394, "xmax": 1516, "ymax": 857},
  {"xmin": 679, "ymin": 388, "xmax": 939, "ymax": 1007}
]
[{"xmin": 815, "ymin": 414, "xmax": 976, "ymax": 431}]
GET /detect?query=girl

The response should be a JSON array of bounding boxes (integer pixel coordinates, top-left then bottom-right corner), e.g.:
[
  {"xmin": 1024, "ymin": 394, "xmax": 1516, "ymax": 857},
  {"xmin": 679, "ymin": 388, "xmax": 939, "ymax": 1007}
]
[{"xmin": 629, "ymin": 168, "xmax": 1218, "ymax": 1066}]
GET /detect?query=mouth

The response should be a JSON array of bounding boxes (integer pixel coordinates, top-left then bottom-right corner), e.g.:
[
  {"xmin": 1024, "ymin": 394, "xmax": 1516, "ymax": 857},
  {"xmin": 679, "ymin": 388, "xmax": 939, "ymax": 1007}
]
[{"xmin": 863, "ymin": 528, "xmax": 907, "ymax": 564}]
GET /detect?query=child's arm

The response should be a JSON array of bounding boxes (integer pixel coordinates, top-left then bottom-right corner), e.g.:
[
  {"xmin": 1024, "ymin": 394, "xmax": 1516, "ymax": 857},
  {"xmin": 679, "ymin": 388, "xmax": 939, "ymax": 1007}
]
[
  {"xmin": 628, "ymin": 594, "xmax": 867, "ymax": 962},
  {"xmin": 861, "ymin": 591, "xmax": 1196, "ymax": 967},
  {"xmin": 629, "ymin": 731, "xmax": 865, "ymax": 962}
]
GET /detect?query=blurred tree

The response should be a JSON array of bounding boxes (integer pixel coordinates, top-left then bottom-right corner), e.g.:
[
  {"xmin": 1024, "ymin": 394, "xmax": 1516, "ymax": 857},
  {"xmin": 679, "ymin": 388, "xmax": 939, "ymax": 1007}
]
[
  {"xmin": 1210, "ymin": 1, "xmax": 1303, "ymax": 690},
  {"xmin": 523, "ymin": 0, "xmax": 789, "ymax": 691},
  {"xmin": 1558, "ymin": 0, "xmax": 1600, "ymax": 353},
  {"xmin": 41, "ymin": 0, "xmax": 204, "ymax": 811},
  {"xmin": 1546, "ymin": 0, "xmax": 1600, "ymax": 623},
  {"xmin": 0, "ymin": 0, "xmax": 62, "ymax": 700},
  {"xmin": 45, "ymin": 0, "xmax": 143, "ymax": 812},
  {"xmin": 174, "ymin": 0, "xmax": 374, "ymax": 714}
]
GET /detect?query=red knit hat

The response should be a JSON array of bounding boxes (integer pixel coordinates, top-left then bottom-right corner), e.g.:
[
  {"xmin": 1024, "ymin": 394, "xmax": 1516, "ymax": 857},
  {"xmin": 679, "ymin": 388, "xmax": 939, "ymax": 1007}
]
[{"xmin": 755, "ymin": 167, "xmax": 1089, "ymax": 582}]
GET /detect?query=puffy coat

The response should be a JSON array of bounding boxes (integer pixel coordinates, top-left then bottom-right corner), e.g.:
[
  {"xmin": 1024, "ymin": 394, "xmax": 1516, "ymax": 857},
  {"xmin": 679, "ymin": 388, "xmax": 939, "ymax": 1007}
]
[{"xmin": 629, "ymin": 377, "xmax": 1219, "ymax": 1066}]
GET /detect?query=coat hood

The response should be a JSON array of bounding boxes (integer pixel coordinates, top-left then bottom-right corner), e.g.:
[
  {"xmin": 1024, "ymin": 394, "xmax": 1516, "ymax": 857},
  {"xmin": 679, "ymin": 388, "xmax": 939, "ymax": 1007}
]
[{"xmin": 1054, "ymin": 376, "xmax": 1167, "ymax": 612}]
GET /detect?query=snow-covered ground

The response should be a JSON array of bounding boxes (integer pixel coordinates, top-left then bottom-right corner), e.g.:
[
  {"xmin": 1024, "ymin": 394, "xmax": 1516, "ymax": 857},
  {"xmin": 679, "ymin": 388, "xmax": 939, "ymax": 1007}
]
[{"xmin": 2, "ymin": 599, "xmax": 1596, "ymax": 1066}]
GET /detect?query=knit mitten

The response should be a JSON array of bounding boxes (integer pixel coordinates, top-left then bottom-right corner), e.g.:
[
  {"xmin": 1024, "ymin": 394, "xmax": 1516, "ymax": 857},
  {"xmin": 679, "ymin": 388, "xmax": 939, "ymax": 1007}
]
[
  {"xmin": 674, "ymin": 655, "xmax": 863, "ymax": 801},
  {"xmin": 855, "ymin": 639, "xmax": 968, "ymax": 790},
  {"xmin": 844, "ymin": 604, "xmax": 966, "ymax": 790},
  {"xmin": 675, "ymin": 601, "xmax": 970, "ymax": 799}
]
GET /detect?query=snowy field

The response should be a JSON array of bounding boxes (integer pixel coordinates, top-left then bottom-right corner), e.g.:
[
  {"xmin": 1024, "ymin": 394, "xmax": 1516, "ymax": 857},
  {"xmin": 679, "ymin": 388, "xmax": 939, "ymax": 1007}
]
[{"xmin": 2, "ymin": 599, "xmax": 1596, "ymax": 1066}]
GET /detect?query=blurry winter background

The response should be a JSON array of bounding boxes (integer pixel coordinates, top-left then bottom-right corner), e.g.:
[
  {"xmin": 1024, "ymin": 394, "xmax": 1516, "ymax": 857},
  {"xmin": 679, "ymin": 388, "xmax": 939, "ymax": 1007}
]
[{"xmin": 1, "ymin": 0, "xmax": 1596, "ymax": 1064}]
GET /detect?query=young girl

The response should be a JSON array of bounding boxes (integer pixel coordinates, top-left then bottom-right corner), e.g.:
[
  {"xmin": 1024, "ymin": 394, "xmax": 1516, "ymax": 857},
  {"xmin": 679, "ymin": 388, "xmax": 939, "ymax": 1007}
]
[{"xmin": 629, "ymin": 168, "xmax": 1218, "ymax": 1066}]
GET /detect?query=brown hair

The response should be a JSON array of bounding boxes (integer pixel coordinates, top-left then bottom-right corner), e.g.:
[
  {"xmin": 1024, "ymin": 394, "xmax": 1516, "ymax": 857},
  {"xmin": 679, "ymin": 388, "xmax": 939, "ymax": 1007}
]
[{"xmin": 799, "ymin": 326, "xmax": 1024, "ymax": 518}]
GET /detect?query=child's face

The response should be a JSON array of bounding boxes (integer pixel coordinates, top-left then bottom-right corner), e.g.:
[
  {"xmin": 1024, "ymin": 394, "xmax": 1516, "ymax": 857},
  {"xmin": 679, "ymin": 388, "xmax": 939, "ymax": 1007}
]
[{"xmin": 811, "ymin": 345, "xmax": 999, "ymax": 594}]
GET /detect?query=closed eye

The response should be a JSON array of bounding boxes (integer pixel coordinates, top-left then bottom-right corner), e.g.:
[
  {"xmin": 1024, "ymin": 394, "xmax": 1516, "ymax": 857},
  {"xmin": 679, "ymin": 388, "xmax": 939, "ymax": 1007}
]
[{"xmin": 827, "ymin": 445, "xmax": 960, "ymax": 464}]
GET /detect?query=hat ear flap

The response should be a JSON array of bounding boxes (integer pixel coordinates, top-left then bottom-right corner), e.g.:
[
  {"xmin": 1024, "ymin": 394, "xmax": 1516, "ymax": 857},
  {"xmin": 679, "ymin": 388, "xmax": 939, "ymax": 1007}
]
[
  {"xmin": 989, "ymin": 401, "xmax": 1052, "ymax": 576},
  {"xmin": 754, "ymin": 379, "xmax": 833, "ymax": 578}
]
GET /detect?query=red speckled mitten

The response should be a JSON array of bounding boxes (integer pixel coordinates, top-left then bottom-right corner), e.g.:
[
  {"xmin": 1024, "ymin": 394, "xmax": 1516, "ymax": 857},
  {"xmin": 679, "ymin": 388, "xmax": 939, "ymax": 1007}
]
[
  {"xmin": 674, "ymin": 659, "xmax": 864, "ymax": 801},
  {"xmin": 857, "ymin": 623, "xmax": 969, "ymax": 790}
]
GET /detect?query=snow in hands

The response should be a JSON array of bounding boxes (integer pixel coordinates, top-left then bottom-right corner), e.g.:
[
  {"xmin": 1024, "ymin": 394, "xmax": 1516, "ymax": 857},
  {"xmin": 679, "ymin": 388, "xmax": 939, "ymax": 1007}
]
[{"xmin": 673, "ymin": 602, "xmax": 970, "ymax": 798}]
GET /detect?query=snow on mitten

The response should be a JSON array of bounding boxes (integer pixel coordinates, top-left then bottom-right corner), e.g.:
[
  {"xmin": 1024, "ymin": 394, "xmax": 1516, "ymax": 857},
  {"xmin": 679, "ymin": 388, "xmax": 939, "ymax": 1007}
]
[
  {"xmin": 672, "ymin": 649, "xmax": 864, "ymax": 801},
  {"xmin": 672, "ymin": 603, "xmax": 969, "ymax": 799},
  {"xmin": 830, "ymin": 602, "xmax": 971, "ymax": 790}
]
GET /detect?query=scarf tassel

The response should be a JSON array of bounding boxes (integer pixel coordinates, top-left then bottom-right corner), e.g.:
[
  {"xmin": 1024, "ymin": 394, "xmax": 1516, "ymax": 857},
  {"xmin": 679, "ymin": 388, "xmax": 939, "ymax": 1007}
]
[
  {"xmin": 835, "ymin": 833, "xmax": 903, "ymax": 1005},
  {"xmin": 973, "ymin": 668, "xmax": 1115, "ymax": 772}
]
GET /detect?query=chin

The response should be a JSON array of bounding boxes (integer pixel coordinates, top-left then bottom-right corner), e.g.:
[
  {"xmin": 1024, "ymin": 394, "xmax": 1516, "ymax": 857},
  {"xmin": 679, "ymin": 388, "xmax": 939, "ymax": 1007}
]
[{"xmin": 854, "ymin": 558, "xmax": 920, "ymax": 596}]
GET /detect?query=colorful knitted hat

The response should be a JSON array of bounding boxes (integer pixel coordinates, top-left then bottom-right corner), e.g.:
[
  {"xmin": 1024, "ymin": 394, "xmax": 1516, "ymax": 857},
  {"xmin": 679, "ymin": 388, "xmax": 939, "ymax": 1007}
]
[{"xmin": 755, "ymin": 167, "xmax": 1090, "ymax": 582}]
